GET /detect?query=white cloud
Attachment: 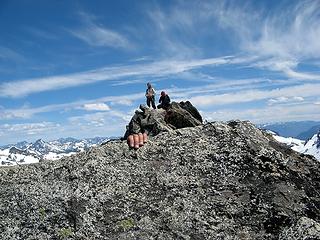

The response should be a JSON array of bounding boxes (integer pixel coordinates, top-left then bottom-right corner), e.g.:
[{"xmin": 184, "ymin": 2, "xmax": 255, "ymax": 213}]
[
  {"xmin": 68, "ymin": 11, "xmax": 131, "ymax": 49},
  {"xmin": 69, "ymin": 110, "xmax": 130, "ymax": 124},
  {"xmin": 0, "ymin": 92, "xmax": 144, "ymax": 119},
  {"xmin": 67, "ymin": 110, "xmax": 131, "ymax": 138},
  {"xmin": 268, "ymin": 96, "xmax": 289, "ymax": 105},
  {"xmin": 0, "ymin": 77, "xmax": 274, "ymax": 119},
  {"xmin": 25, "ymin": 27, "xmax": 59, "ymax": 40},
  {"xmin": 82, "ymin": 103, "xmax": 110, "ymax": 111},
  {"xmin": 215, "ymin": 1, "xmax": 320, "ymax": 79},
  {"xmin": 253, "ymin": 2, "xmax": 320, "ymax": 60},
  {"xmin": 70, "ymin": 25, "xmax": 131, "ymax": 49},
  {"xmin": 156, "ymin": 1, "xmax": 320, "ymax": 80},
  {"xmin": 268, "ymin": 96, "xmax": 304, "ymax": 105},
  {"xmin": 200, "ymin": 0, "xmax": 320, "ymax": 62},
  {"xmin": 110, "ymin": 99, "xmax": 134, "ymax": 106},
  {"xmin": 293, "ymin": 96, "xmax": 304, "ymax": 101},
  {"xmin": 203, "ymin": 103, "xmax": 320, "ymax": 124},
  {"xmin": 188, "ymin": 84, "xmax": 320, "ymax": 107},
  {"xmin": 1, "ymin": 79, "xmax": 318, "ymax": 120},
  {"xmin": 0, "ymin": 118, "xmax": 122, "ymax": 145},
  {"xmin": 0, "ymin": 56, "xmax": 241, "ymax": 98},
  {"xmin": 0, "ymin": 46, "xmax": 25, "ymax": 62},
  {"xmin": 0, "ymin": 122, "xmax": 60, "ymax": 136}
]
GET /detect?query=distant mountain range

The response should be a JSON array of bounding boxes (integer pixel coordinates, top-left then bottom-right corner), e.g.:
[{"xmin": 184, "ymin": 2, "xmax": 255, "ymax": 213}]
[
  {"xmin": 259, "ymin": 121, "xmax": 320, "ymax": 140},
  {"xmin": 259, "ymin": 121, "xmax": 320, "ymax": 160},
  {"xmin": 267, "ymin": 130, "xmax": 320, "ymax": 161},
  {"xmin": 2, "ymin": 121, "xmax": 320, "ymax": 166},
  {"xmin": 0, "ymin": 137, "xmax": 110, "ymax": 166}
]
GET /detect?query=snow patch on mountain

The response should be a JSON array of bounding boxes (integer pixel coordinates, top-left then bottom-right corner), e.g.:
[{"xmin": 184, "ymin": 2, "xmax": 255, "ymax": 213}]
[
  {"xmin": 268, "ymin": 130, "xmax": 320, "ymax": 160},
  {"xmin": 302, "ymin": 132, "xmax": 320, "ymax": 160},
  {"xmin": 0, "ymin": 137, "xmax": 110, "ymax": 166}
]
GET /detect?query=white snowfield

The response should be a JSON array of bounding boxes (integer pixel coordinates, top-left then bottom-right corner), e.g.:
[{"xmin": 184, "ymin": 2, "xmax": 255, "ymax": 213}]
[
  {"xmin": 302, "ymin": 133, "xmax": 320, "ymax": 160},
  {"xmin": 0, "ymin": 137, "xmax": 109, "ymax": 166},
  {"xmin": 271, "ymin": 131, "xmax": 320, "ymax": 161},
  {"xmin": 0, "ymin": 149, "xmax": 39, "ymax": 165}
]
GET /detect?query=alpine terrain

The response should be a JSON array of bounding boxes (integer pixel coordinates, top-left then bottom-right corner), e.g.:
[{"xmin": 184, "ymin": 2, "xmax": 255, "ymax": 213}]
[
  {"xmin": 269, "ymin": 131, "xmax": 320, "ymax": 161},
  {"xmin": 0, "ymin": 102, "xmax": 319, "ymax": 239},
  {"xmin": 0, "ymin": 137, "xmax": 109, "ymax": 166}
]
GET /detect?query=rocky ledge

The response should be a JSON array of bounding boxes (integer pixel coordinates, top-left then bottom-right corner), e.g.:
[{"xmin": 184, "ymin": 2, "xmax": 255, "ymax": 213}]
[{"xmin": 0, "ymin": 106, "xmax": 320, "ymax": 239}]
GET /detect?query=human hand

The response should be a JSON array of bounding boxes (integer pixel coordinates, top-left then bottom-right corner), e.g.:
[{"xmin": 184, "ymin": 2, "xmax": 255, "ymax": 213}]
[{"xmin": 127, "ymin": 133, "xmax": 148, "ymax": 149}]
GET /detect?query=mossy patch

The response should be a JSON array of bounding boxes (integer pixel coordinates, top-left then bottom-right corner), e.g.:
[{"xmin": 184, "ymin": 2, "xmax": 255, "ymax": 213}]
[
  {"xmin": 57, "ymin": 227, "xmax": 73, "ymax": 239},
  {"xmin": 39, "ymin": 207, "xmax": 46, "ymax": 220},
  {"xmin": 118, "ymin": 218, "xmax": 135, "ymax": 231}
]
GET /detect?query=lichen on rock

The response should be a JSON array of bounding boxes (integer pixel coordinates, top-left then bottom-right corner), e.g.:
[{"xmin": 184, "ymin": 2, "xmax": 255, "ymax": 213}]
[
  {"xmin": 123, "ymin": 101, "xmax": 202, "ymax": 139},
  {"xmin": 0, "ymin": 105, "xmax": 319, "ymax": 239}
]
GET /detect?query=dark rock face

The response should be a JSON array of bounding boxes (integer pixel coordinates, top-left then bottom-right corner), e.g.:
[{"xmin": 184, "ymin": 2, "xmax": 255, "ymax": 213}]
[
  {"xmin": 0, "ymin": 120, "xmax": 320, "ymax": 239},
  {"xmin": 123, "ymin": 101, "xmax": 202, "ymax": 139},
  {"xmin": 176, "ymin": 100, "xmax": 203, "ymax": 123},
  {"xmin": 165, "ymin": 102, "xmax": 202, "ymax": 129},
  {"xmin": 9, "ymin": 146, "xmax": 27, "ymax": 155}
]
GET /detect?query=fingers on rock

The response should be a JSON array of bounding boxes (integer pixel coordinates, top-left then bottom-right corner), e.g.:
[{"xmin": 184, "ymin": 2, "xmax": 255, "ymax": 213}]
[
  {"xmin": 138, "ymin": 133, "xmax": 144, "ymax": 146},
  {"xmin": 128, "ymin": 135, "xmax": 134, "ymax": 148},
  {"xmin": 143, "ymin": 133, "xmax": 148, "ymax": 143},
  {"xmin": 133, "ymin": 134, "xmax": 140, "ymax": 149}
]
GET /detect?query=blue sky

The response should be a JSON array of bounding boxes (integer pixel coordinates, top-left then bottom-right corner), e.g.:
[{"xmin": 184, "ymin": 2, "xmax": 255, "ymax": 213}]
[{"xmin": 1, "ymin": 0, "xmax": 320, "ymax": 144}]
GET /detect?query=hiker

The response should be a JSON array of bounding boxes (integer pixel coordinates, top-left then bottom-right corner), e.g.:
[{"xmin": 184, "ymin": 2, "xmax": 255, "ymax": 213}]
[
  {"xmin": 145, "ymin": 82, "xmax": 156, "ymax": 109},
  {"xmin": 157, "ymin": 91, "xmax": 171, "ymax": 110}
]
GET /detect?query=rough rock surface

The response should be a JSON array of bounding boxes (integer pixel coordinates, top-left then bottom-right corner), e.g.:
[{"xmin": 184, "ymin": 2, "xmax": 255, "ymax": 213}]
[
  {"xmin": 0, "ymin": 120, "xmax": 320, "ymax": 239},
  {"xmin": 123, "ymin": 101, "xmax": 202, "ymax": 139}
]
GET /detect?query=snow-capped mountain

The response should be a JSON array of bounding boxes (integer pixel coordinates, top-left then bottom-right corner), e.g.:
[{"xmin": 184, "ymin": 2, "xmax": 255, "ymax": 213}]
[
  {"xmin": 0, "ymin": 137, "xmax": 110, "ymax": 166},
  {"xmin": 302, "ymin": 132, "xmax": 320, "ymax": 160},
  {"xmin": 269, "ymin": 130, "xmax": 320, "ymax": 160},
  {"xmin": 259, "ymin": 121, "xmax": 320, "ymax": 140}
]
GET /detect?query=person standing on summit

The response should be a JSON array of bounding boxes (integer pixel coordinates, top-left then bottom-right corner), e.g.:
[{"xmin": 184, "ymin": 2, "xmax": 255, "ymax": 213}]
[{"xmin": 145, "ymin": 82, "xmax": 156, "ymax": 109}]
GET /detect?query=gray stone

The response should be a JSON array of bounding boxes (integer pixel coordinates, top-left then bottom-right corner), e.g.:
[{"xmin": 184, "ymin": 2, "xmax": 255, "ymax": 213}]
[
  {"xmin": 176, "ymin": 100, "xmax": 203, "ymax": 123},
  {"xmin": 165, "ymin": 102, "xmax": 202, "ymax": 129},
  {"xmin": 0, "ymin": 120, "xmax": 319, "ymax": 239},
  {"xmin": 279, "ymin": 217, "xmax": 320, "ymax": 240},
  {"xmin": 123, "ymin": 101, "xmax": 202, "ymax": 139}
]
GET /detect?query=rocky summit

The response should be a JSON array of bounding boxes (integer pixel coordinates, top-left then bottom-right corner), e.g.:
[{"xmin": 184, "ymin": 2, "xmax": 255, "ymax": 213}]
[{"xmin": 0, "ymin": 103, "xmax": 320, "ymax": 239}]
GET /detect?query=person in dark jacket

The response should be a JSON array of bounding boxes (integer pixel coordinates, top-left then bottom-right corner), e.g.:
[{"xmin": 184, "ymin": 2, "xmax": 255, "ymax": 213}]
[{"xmin": 157, "ymin": 91, "xmax": 171, "ymax": 110}]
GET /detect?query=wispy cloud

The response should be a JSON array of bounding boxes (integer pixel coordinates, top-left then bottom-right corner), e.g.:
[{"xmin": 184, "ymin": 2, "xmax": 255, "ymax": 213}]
[
  {"xmin": 203, "ymin": 102, "xmax": 320, "ymax": 124},
  {"xmin": 2, "ymin": 80, "xmax": 319, "ymax": 121},
  {"xmin": 68, "ymin": 11, "xmax": 132, "ymax": 49},
  {"xmin": 0, "ymin": 46, "xmax": 25, "ymax": 62},
  {"xmin": 188, "ymin": 84, "xmax": 320, "ymax": 107},
  {"xmin": 0, "ymin": 92, "xmax": 142, "ymax": 119},
  {"xmin": 70, "ymin": 25, "xmax": 131, "ymax": 49},
  {"xmin": 250, "ymin": 1, "xmax": 320, "ymax": 60},
  {"xmin": 82, "ymin": 103, "xmax": 110, "ymax": 111},
  {"xmin": 208, "ymin": 0, "xmax": 320, "ymax": 78},
  {"xmin": 0, "ymin": 56, "xmax": 244, "ymax": 98},
  {"xmin": 268, "ymin": 96, "xmax": 304, "ymax": 106},
  {"xmin": 0, "ymin": 76, "xmax": 271, "ymax": 119},
  {"xmin": 146, "ymin": 4, "xmax": 205, "ymax": 58},
  {"xmin": 0, "ymin": 122, "xmax": 60, "ymax": 136},
  {"xmin": 67, "ymin": 110, "xmax": 131, "ymax": 138},
  {"xmin": 25, "ymin": 27, "xmax": 59, "ymax": 40},
  {"xmin": 150, "ymin": 1, "xmax": 320, "ymax": 79},
  {"xmin": 0, "ymin": 119, "xmax": 120, "ymax": 144},
  {"xmin": 110, "ymin": 99, "xmax": 134, "ymax": 106}
]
